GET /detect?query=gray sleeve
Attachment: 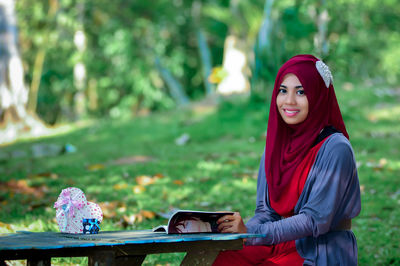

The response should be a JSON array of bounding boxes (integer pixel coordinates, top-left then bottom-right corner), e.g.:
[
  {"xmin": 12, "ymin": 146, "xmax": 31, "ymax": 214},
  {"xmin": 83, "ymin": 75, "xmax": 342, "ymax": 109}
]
[
  {"xmin": 245, "ymin": 135, "xmax": 361, "ymax": 246},
  {"xmin": 245, "ymin": 151, "xmax": 281, "ymax": 233},
  {"xmin": 297, "ymin": 136, "xmax": 361, "ymax": 236}
]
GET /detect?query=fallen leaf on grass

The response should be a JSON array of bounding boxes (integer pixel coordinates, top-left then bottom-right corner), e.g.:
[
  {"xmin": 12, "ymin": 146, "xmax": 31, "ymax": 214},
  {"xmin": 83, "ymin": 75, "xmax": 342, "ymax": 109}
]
[
  {"xmin": 118, "ymin": 206, "xmax": 127, "ymax": 212},
  {"xmin": 133, "ymin": 210, "xmax": 156, "ymax": 223},
  {"xmin": 140, "ymin": 210, "xmax": 156, "ymax": 219},
  {"xmin": 121, "ymin": 214, "xmax": 136, "ymax": 227},
  {"xmin": 120, "ymin": 210, "xmax": 157, "ymax": 227},
  {"xmin": 173, "ymin": 180, "xmax": 184, "ymax": 185},
  {"xmin": 153, "ymin": 173, "xmax": 164, "ymax": 179},
  {"xmin": 110, "ymin": 155, "xmax": 154, "ymax": 166},
  {"xmin": 29, "ymin": 172, "xmax": 58, "ymax": 179},
  {"xmin": 98, "ymin": 201, "xmax": 125, "ymax": 218},
  {"xmin": 0, "ymin": 179, "xmax": 48, "ymax": 198},
  {"xmin": 135, "ymin": 175, "xmax": 155, "ymax": 186},
  {"xmin": 135, "ymin": 174, "xmax": 164, "ymax": 186},
  {"xmin": 113, "ymin": 183, "xmax": 129, "ymax": 190},
  {"xmin": 87, "ymin": 164, "xmax": 106, "ymax": 171},
  {"xmin": 224, "ymin": 159, "xmax": 239, "ymax": 165},
  {"xmin": 133, "ymin": 185, "xmax": 146, "ymax": 194}
]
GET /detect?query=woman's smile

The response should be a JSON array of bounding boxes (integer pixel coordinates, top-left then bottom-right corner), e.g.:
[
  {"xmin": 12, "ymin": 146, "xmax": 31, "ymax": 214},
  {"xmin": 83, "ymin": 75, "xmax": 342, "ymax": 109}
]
[{"xmin": 283, "ymin": 108, "xmax": 300, "ymax": 117}]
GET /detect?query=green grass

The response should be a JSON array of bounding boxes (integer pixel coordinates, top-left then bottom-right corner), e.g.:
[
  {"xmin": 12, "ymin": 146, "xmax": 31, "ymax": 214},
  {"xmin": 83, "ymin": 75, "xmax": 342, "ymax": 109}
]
[{"xmin": 1, "ymin": 81, "xmax": 399, "ymax": 265}]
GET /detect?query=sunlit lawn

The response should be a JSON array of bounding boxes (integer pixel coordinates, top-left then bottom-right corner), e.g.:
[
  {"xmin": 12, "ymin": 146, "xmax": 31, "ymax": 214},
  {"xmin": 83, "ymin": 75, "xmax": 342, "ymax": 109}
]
[{"xmin": 1, "ymin": 81, "xmax": 399, "ymax": 265}]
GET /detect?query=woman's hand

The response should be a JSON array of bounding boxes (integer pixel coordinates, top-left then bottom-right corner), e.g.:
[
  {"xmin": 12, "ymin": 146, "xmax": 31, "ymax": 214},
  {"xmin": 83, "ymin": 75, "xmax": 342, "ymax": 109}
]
[{"xmin": 217, "ymin": 212, "xmax": 247, "ymax": 233}]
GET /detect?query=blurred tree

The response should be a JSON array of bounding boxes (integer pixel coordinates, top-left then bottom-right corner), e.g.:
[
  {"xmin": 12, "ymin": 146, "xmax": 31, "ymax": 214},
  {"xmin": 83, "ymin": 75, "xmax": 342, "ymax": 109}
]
[
  {"xmin": 252, "ymin": 0, "xmax": 275, "ymax": 90},
  {"xmin": 8, "ymin": 0, "xmax": 400, "ymax": 127},
  {"xmin": 27, "ymin": 0, "xmax": 59, "ymax": 114},
  {"xmin": 311, "ymin": 0, "xmax": 329, "ymax": 57},
  {"xmin": 328, "ymin": 0, "xmax": 400, "ymax": 83},
  {"xmin": 155, "ymin": 57, "xmax": 190, "ymax": 106},
  {"xmin": 16, "ymin": 0, "xmax": 78, "ymax": 124},
  {"xmin": 203, "ymin": 0, "xmax": 264, "ymax": 95},
  {"xmin": 192, "ymin": 0, "xmax": 215, "ymax": 97},
  {"xmin": 0, "ymin": 0, "xmax": 46, "ymax": 143},
  {"xmin": 72, "ymin": 1, "xmax": 87, "ymax": 119}
]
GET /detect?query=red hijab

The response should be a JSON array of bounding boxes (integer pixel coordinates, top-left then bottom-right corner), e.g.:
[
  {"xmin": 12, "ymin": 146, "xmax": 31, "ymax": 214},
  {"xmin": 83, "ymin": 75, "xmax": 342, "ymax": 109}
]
[{"xmin": 265, "ymin": 54, "xmax": 348, "ymax": 206}]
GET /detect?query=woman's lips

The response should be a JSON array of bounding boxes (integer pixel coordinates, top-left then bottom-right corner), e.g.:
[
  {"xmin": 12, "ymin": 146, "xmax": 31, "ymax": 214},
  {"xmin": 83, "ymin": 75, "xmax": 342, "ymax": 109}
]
[{"xmin": 283, "ymin": 109, "xmax": 299, "ymax": 117}]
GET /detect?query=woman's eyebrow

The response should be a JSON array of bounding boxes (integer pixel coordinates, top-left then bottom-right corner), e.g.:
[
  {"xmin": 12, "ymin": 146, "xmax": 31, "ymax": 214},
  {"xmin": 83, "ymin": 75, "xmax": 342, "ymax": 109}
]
[{"xmin": 279, "ymin": 84, "xmax": 303, "ymax": 88}]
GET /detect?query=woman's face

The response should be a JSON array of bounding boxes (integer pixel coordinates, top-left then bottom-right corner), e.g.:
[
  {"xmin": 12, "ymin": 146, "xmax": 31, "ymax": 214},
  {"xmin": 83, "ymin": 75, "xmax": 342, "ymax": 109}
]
[{"xmin": 276, "ymin": 73, "xmax": 309, "ymax": 125}]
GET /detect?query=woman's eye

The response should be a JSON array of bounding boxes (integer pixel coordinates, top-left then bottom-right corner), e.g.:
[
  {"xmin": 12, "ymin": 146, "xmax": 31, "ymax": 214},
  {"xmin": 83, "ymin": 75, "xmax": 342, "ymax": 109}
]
[
  {"xmin": 297, "ymin": 90, "xmax": 305, "ymax": 95},
  {"xmin": 278, "ymin": 88, "xmax": 287, "ymax": 94}
]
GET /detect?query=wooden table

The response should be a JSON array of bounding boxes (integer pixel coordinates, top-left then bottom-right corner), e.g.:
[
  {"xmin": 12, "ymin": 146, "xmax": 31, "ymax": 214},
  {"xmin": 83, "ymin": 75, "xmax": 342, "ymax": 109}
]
[{"xmin": 0, "ymin": 230, "xmax": 262, "ymax": 265}]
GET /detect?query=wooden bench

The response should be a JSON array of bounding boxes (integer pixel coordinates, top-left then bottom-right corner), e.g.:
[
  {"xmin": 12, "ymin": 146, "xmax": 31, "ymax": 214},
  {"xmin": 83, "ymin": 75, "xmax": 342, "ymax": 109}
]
[{"xmin": 0, "ymin": 230, "xmax": 261, "ymax": 265}]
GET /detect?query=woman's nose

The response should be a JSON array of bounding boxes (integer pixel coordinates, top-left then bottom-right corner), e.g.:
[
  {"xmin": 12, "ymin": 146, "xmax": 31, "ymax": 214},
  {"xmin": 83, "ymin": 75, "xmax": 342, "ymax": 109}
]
[{"xmin": 285, "ymin": 91, "xmax": 296, "ymax": 104}]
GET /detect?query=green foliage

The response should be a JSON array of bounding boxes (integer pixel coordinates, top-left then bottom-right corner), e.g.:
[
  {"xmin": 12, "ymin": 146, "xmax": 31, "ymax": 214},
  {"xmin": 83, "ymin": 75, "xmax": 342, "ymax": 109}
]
[
  {"xmin": 380, "ymin": 33, "xmax": 400, "ymax": 84},
  {"xmin": 14, "ymin": 0, "xmax": 400, "ymax": 125}
]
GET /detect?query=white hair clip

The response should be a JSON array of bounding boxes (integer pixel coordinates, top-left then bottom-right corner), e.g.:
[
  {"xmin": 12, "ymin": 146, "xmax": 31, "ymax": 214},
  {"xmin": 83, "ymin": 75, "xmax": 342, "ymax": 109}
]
[{"xmin": 316, "ymin": 60, "xmax": 333, "ymax": 88}]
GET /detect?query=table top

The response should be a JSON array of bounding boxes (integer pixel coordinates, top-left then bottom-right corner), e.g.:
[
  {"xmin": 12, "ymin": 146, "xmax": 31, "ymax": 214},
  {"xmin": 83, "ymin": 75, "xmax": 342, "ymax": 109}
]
[{"xmin": 0, "ymin": 230, "xmax": 262, "ymax": 251}]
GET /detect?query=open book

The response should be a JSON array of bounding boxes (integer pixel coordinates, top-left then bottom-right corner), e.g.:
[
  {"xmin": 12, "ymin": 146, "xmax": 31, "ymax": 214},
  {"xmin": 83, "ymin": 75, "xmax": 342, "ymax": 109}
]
[{"xmin": 152, "ymin": 210, "xmax": 234, "ymax": 234}]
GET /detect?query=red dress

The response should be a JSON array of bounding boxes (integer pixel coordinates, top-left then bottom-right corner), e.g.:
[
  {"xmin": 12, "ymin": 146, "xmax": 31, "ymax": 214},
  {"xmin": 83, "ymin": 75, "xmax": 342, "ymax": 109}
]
[{"xmin": 213, "ymin": 138, "xmax": 328, "ymax": 266}]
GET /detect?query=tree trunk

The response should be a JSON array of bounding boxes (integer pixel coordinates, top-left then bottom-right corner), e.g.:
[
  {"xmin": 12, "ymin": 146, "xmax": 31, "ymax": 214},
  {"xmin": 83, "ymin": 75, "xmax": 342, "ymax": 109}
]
[
  {"xmin": 155, "ymin": 57, "xmax": 189, "ymax": 106},
  {"xmin": 252, "ymin": 0, "xmax": 275, "ymax": 83},
  {"xmin": 73, "ymin": 1, "xmax": 87, "ymax": 119},
  {"xmin": 27, "ymin": 0, "xmax": 59, "ymax": 113},
  {"xmin": 192, "ymin": 1, "xmax": 215, "ymax": 97},
  {"xmin": 314, "ymin": 0, "xmax": 329, "ymax": 57},
  {"xmin": 216, "ymin": 0, "xmax": 250, "ymax": 95},
  {"xmin": 0, "ymin": 0, "xmax": 46, "ymax": 144},
  {"xmin": 216, "ymin": 35, "xmax": 250, "ymax": 95}
]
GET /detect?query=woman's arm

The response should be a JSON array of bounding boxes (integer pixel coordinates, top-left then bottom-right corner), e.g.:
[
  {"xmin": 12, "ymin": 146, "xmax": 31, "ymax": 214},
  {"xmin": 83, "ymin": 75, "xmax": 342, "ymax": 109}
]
[{"xmin": 245, "ymin": 151, "xmax": 281, "ymax": 232}]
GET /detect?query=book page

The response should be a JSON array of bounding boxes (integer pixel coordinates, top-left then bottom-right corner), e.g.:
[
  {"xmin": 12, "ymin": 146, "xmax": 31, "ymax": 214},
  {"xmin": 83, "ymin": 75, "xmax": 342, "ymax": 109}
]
[
  {"xmin": 152, "ymin": 225, "xmax": 168, "ymax": 232},
  {"xmin": 167, "ymin": 210, "xmax": 234, "ymax": 234}
]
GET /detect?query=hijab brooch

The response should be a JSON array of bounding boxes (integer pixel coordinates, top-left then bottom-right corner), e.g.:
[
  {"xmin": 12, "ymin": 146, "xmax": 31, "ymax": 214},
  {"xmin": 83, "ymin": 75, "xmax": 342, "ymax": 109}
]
[{"xmin": 316, "ymin": 60, "xmax": 333, "ymax": 88}]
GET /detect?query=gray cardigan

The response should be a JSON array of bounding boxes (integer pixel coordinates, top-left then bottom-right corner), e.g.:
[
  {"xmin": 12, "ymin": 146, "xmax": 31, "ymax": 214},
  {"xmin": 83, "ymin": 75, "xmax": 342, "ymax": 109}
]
[{"xmin": 245, "ymin": 133, "xmax": 361, "ymax": 265}]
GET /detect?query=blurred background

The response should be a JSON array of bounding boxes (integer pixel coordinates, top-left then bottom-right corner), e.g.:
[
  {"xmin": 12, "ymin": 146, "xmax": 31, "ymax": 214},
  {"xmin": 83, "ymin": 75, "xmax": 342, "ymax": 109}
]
[{"xmin": 1, "ymin": 0, "xmax": 399, "ymax": 138}]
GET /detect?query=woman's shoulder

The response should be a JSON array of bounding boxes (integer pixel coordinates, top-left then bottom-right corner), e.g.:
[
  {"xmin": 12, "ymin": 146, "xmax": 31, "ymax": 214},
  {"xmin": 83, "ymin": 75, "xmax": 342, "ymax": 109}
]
[
  {"xmin": 321, "ymin": 132, "xmax": 354, "ymax": 158},
  {"xmin": 312, "ymin": 133, "xmax": 357, "ymax": 179}
]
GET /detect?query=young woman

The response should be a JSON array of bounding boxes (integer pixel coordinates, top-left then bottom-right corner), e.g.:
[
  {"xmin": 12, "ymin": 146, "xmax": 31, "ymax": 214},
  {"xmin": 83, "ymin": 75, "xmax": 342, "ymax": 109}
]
[{"xmin": 214, "ymin": 55, "xmax": 361, "ymax": 265}]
